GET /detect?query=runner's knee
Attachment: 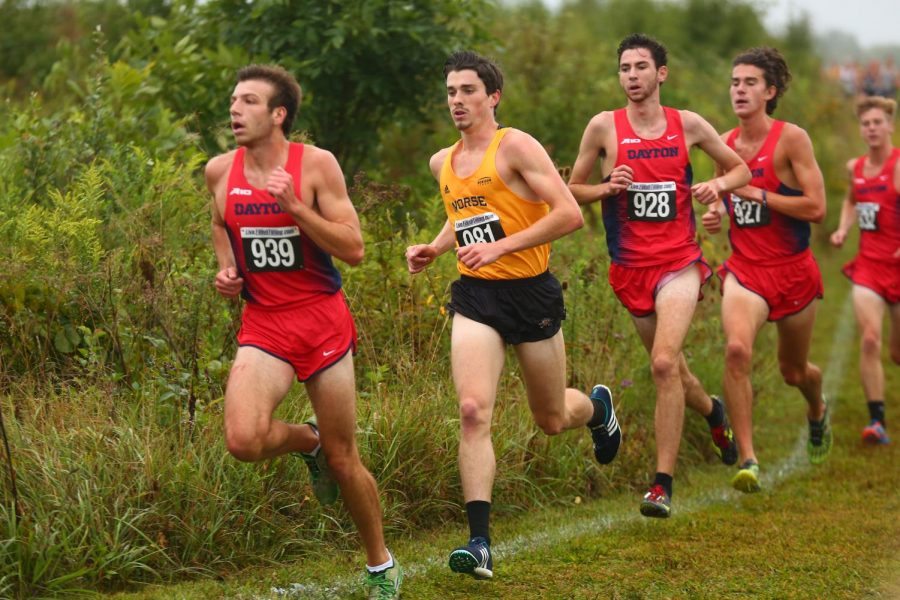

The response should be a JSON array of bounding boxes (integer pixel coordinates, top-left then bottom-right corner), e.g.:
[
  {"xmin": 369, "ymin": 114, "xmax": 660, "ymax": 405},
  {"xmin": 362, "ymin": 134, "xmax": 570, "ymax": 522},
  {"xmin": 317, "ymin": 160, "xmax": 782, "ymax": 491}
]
[
  {"xmin": 533, "ymin": 411, "xmax": 565, "ymax": 436},
  {"xmin": 650, "ymin": 352, "xmax": 678, "ymax": 382},
  {"xmin": 860, "ymin": 328, "xmax": 882, "ymax": 357},
  {"xmin": 725, "ymin": 339, "xmax": 753, "ymax": 373},
  {"xmin": 778, "ymin": 362, "xmax": 807, "ymax": 387},
  {"xmin": 224, "ymin": 426, "xmax": 266, "ymax": 462},
  {"xmin": 459, "ymin": 397, "xmax": 491, "ymax": 433}
]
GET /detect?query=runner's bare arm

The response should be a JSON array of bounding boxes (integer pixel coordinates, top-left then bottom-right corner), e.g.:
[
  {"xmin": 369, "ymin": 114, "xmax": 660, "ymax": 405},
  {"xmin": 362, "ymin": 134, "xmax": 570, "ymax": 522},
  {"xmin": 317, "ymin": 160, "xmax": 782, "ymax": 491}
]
[
  {"xmin": 405, "ymin": 148, "xmax": 458, "ymax": 274},
  {"xmin": 266, "ymin": 146, "xmax": 364, "ymax": 266},
  {"xmin": 830, "ymin": 159, "xmax": 858, "ymax": 248},
  {"xmin": 568, "ymin": 112, "xmax": 633, "ymax": 204},
  {"xmin": 455, "ymin": 129, "xmax": 583, "ymax": 270},
  {"xmin": 737, "ymin": 125, "xmax": 826, "ymax": 223},
  {"xmin": 683, "ymin": 111, "xmax": 751, "ymax": 204},
  {"xmin": 206, "ymin": 153, "xmax": 244, "ymax": 298}
]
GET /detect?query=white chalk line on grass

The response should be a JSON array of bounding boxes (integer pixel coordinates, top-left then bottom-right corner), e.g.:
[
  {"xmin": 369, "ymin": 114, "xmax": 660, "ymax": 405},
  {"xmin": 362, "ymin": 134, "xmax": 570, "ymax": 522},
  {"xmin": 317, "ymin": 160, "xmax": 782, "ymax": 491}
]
[{"xmin": 266, "ymin": 293, "xmax": 857, "ymax": 600}]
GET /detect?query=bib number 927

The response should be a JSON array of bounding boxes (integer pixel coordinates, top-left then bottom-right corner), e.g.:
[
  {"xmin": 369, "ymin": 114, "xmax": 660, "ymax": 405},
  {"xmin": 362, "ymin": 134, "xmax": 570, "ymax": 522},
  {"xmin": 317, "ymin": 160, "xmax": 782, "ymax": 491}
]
[
  {"xmin": 240, "ymin": 226, "xmax": 304, "ymax": 272},
  {"xmin": 856, "ymin": 202, "xmax": 880, "ymax": 232},
  {"xmin": 627, "ymin": 182, "xmax": 676, "ymax": 222},
  {"xmin": 731, "ymin": 194, "xmax": 771, "ymax": 228},
  {"xmin": 454, "ymin": 212, "xmax": 507, "ymax": 247}
]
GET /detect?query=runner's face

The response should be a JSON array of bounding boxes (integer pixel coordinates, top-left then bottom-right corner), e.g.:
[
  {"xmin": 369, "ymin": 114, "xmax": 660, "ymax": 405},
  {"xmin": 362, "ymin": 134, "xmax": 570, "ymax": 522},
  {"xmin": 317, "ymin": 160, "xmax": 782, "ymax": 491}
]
[
  {"xmin": 858, "ymin": 108, "xmax": 894, "ymax": 148},
  {"xmin": 446, "ymin": 69, "xmax": 498, "ymax": 131},
  {"xmin": 618, "ymin": 48, "xmax": 665, "ymax": 103},
  {"xmin": 230, "ymin": 80, "xmax": 282, "ymax": 146},
  {"xmin": 730, "ymin": 64, "xmax": 775, "ymax": 118}
]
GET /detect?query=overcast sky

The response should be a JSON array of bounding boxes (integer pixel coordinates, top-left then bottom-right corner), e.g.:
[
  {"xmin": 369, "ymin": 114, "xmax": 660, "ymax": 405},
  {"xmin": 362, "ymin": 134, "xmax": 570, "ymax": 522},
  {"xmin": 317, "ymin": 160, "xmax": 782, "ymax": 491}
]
[
  {"xmin": 536, "ymin": 0, "xmax": 898, "ymax": 48},
  {"xmin": 761, "ymin": 0, "xmax": 898, "ymax": 47}
]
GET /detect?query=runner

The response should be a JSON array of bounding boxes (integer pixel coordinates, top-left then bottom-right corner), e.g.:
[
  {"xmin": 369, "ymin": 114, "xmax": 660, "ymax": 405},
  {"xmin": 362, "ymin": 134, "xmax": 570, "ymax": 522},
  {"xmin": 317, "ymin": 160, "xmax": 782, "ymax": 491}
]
[
  {"xmin": 568, "ymin": 33, "xmax": 747, "ymax": 518},
  {"xmin": 830, "ymin": 96, "xmax": 900, "ymax": 446},
  {"xmin": 701, "ymin": 47, "xmax": 831, "ymax": 493},
  {"xmin": 406, "ymin": 50, "xmax": 620, "ymax": 578},
  {"xmin": 206, "ymin": 64, "xmax": 401, "ymax": 599}
]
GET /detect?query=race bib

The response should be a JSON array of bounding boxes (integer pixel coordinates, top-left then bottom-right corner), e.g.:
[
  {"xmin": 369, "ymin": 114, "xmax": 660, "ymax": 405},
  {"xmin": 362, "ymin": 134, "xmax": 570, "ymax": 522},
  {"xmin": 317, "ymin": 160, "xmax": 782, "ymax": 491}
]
[
  {"xmin": 627, "ymin": 182, "xmax": 676, "ymax": 222},
  {"xmin": 454, "ymin": 212, "xmax": 507, "ymax": 246},
  {"xmin": 240, "ymin": 226, "xmax": 304, "ymax": 272},
  {"xmin": 856, "ymin": 202, "xmax": 880, "ymax": 232},
  {"xmin": 731, "ymin": 194, "xmax": 771, "ymax": 228}
]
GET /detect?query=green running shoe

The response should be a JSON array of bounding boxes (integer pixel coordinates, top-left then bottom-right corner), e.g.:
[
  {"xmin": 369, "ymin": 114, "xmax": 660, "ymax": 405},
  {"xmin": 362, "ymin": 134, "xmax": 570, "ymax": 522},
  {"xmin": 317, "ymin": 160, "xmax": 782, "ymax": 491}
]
[
  {"xmin": 731, "ymin": 459, "xmax": 761, "ymax": 493},
  {"xmin": 298, "ymin": 417, "xmax": 339, "ymax": 505},
  {"xmin": 807, "ymin": 402, "xmax": 833, "ymax": 465},
  {"xmin": 364, "ymin": 560, "xmax": 403, "ymax": 599}
]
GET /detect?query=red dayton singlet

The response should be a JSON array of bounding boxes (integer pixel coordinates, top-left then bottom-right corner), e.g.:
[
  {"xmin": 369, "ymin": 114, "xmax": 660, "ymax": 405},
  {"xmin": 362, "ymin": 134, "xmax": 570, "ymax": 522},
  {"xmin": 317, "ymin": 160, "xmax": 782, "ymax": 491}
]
[
  {"xmin": 224, "ymin": 143, "xmax": 342, "ymax": 309},
  {"xmin": 603, "ymin": 107, "xmax": 699, "ymax": 267},
  {"xmin": 724, "ymin": 121, "xmax": 809, "ymax": 263},
  {"xmin": 851, "ymin": 147, "xmax": 900, "ymax": 264}
]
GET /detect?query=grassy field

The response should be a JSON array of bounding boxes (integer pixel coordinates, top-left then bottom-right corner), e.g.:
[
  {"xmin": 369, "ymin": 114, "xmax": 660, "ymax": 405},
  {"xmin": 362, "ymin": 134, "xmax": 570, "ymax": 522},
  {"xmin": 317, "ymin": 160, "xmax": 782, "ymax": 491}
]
[{"xmin": 105, "ymin": 241, "xmax": 900, "ymax": 599}]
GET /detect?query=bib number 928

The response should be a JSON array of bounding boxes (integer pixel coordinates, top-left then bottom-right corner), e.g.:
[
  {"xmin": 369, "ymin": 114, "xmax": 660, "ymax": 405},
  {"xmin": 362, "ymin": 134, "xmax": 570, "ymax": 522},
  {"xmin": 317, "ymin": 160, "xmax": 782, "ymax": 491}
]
[
  {"xmin": 627, "ymin": 182, "xmax": 676, "ymax": 222},
  {"xmin": 240, "ymin": 226, "xmax": 304, "ymax": 272},
  {"xmin": 454, "ymin": 212, "xmax": 507, "ymax": 246}
]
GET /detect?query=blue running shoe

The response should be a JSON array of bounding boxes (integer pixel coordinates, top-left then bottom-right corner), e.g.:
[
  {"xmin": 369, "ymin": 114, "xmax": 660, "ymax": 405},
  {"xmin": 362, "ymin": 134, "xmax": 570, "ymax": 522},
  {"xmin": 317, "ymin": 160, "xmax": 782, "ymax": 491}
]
[
  {"xmin": 588, "ymin": 384, "xmax": 621, "ymax": 465},
  {"xmin": 448, "ymin": 536, "xmax": 493, "ymax": 579},
  {"xmin": 862, "ymin": 420, "xmax": 891, "ymax": 445},
  {"xmin": 639, "ymin": 484, "xmax": 671, "ymax": 518}
]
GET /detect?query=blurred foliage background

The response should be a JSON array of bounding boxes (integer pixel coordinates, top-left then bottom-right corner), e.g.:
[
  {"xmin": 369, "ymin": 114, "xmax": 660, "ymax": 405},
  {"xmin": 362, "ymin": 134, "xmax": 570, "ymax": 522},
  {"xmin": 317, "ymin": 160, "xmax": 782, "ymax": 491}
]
[{"xmin": 0, "ymin": 0, "xmax": 885, "ymax": 596}]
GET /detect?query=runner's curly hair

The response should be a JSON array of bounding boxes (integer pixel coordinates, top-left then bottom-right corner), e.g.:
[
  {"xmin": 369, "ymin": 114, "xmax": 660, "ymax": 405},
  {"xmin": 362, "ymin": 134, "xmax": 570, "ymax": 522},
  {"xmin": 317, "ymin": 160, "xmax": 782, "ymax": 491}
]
[{"xmin": 733, "ymin": 47, "xmax": 792, "ymax": 115}]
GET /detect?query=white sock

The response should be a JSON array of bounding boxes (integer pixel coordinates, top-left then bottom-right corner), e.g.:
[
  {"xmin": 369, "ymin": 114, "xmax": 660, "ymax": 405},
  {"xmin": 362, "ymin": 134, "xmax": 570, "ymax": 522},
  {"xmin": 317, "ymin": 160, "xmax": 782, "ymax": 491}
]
[{"xmin": 366, "ymin": 550, "xmax": 394, "ymax": 573}]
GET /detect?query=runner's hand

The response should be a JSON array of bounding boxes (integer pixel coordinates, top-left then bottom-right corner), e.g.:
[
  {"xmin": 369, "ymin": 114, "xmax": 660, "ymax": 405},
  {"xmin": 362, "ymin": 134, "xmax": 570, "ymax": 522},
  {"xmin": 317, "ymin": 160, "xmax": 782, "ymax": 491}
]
[
  {"xmin": 701, "ymin": 207, "xmax": 722, "ymax": 234},
  {"xmin": 607, "ymin": 164, "xmax": 634, "ymax": 194},
  {"xmin": 406, "ymin": 244, "xmax": 438, "ymax": 274},
  {"xmin": 829, "ymin": 230, "xmax": 847, "ymax": 248},
  {"xmin": 456, "ymin": 242, "xmax": 503, "ymax": 271},
  {"xmin": 267, "ymin": 167, "xmax": 299, "ymax": 212},
  {"xmin": 215, "ymin": 266, "xmax": 244, "ymax": 297},
  {"xmin": 690, "ymin": 180, "xmax": 720, "ymax": 205}
]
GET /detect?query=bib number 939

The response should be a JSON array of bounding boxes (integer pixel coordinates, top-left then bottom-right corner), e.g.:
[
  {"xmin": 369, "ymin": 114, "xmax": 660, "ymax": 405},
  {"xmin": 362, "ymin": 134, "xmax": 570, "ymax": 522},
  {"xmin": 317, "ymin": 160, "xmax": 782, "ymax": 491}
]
[
  {"xmin": 627, "ymin": 182, "xmax": 676, "ymax": 222},
  {"xmin": 454, "ymin": 212, "xmax": 507, "ymax": 246},
  {"xmin": 240, "ymin": 226, "xmax": 304, "ymax": 272}
]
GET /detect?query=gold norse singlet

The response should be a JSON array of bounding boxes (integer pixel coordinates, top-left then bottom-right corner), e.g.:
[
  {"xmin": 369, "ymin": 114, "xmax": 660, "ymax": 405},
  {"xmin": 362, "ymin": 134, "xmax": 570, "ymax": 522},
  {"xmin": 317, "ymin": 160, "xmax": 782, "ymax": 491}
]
[{"xmin": 440, "ymin": 128, "xmax": 550, "ymax": 280}]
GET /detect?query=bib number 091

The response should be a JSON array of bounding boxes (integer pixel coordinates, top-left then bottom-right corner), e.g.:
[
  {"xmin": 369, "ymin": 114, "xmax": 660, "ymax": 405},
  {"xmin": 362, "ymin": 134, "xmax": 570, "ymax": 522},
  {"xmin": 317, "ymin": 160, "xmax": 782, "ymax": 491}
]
[{"xmin": 454, "ymin": 212, "xmax": 507, "ymax": 247}]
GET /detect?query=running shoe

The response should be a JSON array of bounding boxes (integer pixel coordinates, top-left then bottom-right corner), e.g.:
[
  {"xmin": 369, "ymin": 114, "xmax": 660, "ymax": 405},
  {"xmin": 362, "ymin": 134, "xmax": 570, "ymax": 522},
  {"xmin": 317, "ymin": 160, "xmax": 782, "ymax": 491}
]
[
  {"xmin": 639, "ymin": 484, "xmax": 671, "ymax": 518},
  {"xmin": 364, "ymin": 560, "xmax": 403, "ymax": 599},
  {"xmin": 448, "ymin": 536, "xmax": 493, "ymax": 579},
  {"xmin": 731, "ymin": 459, "xmax": 761, "ymax": 493},
  {"xmin": 588, "ymin": 384, "xmax": 621, "ymax": 465},
  {"xmin": 807, "ymin": 402, "xmax": 833, "ymax": 465},
  {"xmin": 862, "ymin": 420, "xmax": 891, "ymax": 445},
  {"xmin": 298, "ymin": 417, "xmax": 339, "ymax": 505},
  {"xmin": 709, "ymin": 396, "xmax": 738, "ymax": 466}
]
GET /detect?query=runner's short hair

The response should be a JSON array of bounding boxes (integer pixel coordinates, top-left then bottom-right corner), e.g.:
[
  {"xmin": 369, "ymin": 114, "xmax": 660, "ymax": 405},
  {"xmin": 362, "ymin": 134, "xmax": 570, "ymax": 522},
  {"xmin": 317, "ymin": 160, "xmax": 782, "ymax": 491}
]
[
  {"xmin": 617, "ymin": 33, "xmax": 668, "ymax": 69},
  {"xmin": 732, "ymin": 47, "xmax": 791, "ymax": 115},
  {"xmin": 855, "ymin": 96, "xmax": 896, "ymax": 120},
  {"xmin": 237, "ymin": 64, "xmax": 302, "ymax": 135}
]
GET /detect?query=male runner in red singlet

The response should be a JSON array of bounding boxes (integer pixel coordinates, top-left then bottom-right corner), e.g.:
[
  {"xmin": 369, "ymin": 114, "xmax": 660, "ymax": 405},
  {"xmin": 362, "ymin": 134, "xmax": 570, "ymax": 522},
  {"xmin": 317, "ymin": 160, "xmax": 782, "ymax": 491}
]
[
  {"xmin": 830, "ymin": 96, "xmax": 900, "ymax": 446},
  {"xmin": 406, "ymin": 51, "xmax": 619, "ymax": 580},
  {"xmin": 701, "ymin": 47, "xmax": 831, "ymax": 494},
  {"xmin": 206, "ymin": 64, "xmax": 401, "ymax": 598},
  {"xmin": 568, "ymin": 33, "xmax": 749, "ymax": 518}
]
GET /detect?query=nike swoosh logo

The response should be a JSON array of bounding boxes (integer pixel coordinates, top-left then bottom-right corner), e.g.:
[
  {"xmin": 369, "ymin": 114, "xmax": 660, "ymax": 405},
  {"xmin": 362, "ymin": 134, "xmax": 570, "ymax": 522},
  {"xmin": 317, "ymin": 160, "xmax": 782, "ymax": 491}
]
[
  {"xmin": 323, "ymin": 350, "xmax": 336, "ymax": 357},
  {"xmin": 757, "ymin": 155, "xmax": 767, "ymax": 162},
  {"xmin": 666, "ymin": 134, "xmax": 678, "ymax": 140}
]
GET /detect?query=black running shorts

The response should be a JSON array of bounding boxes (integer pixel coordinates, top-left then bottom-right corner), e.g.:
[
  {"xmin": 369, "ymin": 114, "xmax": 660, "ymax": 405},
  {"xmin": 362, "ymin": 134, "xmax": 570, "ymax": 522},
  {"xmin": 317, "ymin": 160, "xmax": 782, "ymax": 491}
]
[{"xmin": 447, "ymin": 271, "xmax": 566, "ymax": 345}]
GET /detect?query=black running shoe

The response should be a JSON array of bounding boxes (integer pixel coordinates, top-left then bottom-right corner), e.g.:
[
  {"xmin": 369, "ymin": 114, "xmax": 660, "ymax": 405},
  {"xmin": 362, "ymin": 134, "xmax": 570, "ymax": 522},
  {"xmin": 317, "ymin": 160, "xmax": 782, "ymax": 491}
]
[
  {"xmin": 588, "ymin": 384, "xmax": 621, "ymax": 465},
  {"xmin": 709, "ymin": 396, "xmax": 738, "ymax": 466},
  {"xmin": 448, "ymin": 536, "xmax": 493, "ymax": 579}
]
